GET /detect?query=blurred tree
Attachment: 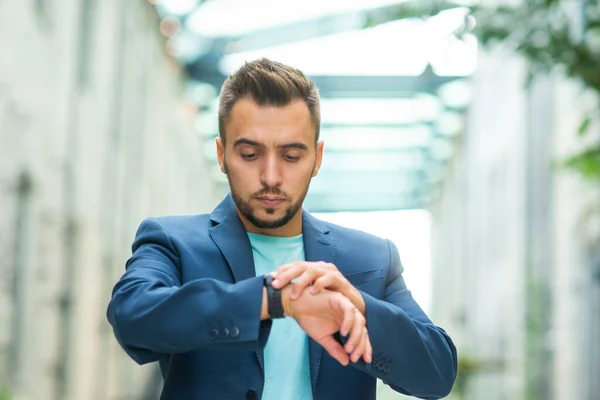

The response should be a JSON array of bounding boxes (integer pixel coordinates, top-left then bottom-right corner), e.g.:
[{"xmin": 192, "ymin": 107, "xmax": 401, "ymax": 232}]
[
  {"xmin": 0, "ymin": 384, "xmax": 10, "ymax": 400},
  {"xmin": 366, "ymin": 0, "xmax": 600, "ymax": 181},
  {"xmin": 366, "ymin": 2, "xmax": 599, "ymax": 398},
  {"xmin": 453, "ymin": 352, "xmax": 505, "ymax": 399}
]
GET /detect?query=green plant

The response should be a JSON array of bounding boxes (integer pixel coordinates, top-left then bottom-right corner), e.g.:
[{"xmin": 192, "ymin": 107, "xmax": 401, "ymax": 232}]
[
  {"xmin": 452, "ymin": 352, "xmax": 505, "ymax": 399},
  {"xmin": 453, "ymin": 352, "xmax": 480, "ymax": 398},
  {"xmin": 0, "ymin": 383, "xmax": 11, "ymax": 400},
  {"xmin": 366, "ymin": 0, "xmax": 600, "ymax": 181}
]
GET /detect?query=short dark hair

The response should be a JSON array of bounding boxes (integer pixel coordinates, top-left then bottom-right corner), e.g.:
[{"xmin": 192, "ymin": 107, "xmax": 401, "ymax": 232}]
[{"xmin": 217, "ymin": 58, "xmax": 321, "ymax": 144}]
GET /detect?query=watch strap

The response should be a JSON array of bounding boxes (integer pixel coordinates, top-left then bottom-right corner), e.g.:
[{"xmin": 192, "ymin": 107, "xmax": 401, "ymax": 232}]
[{"xmin": 264, "ymin": 274, "xmax": 285, "ymax": 319}]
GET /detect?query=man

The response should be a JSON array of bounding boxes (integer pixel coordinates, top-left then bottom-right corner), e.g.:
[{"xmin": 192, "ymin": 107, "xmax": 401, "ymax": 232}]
[{"xmin": 107, "ymin": 58, "xmax": 457, "ymax": 400}]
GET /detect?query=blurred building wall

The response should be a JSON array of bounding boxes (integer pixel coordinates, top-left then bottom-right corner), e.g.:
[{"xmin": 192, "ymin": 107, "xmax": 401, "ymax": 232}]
[
  {"xmin": 549, "ymin": 79, "xmax": 600, "ymax": 400},
  {"xmin": 0, "ymin": 1, "xmax": 220, "ymax": 399},
  {"xmin": 430, "ymin": 33, "xmax": 600, "ymax": 400},
  {"xmin": 430, "ymin": 47, "xmax": 529, "ymax": 400}
]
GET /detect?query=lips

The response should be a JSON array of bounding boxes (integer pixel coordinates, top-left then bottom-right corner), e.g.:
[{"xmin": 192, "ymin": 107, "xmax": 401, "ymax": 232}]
[{"xmin": 256, "ymin": 197, "xmax": 284, "ymax": 207}]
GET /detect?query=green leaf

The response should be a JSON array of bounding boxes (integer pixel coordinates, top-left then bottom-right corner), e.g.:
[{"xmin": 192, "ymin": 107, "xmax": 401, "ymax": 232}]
[
  {"xmin": 578, "ymin": 116, "xmax": 592, "ymax": 136},
  {"xmin": 543, "ymin": 0, "xmax": 561, "ymax": 6},
  {"xmin": 360, "ymin": 0, "xmax": 600, "ymax": 185},
  {"xmin": 563, "ymin": 146, "xmax": 600, "ymax": 181},
  {"xmin": 587, "ymin": 19, "xmax": 600, "ymax": 30}
]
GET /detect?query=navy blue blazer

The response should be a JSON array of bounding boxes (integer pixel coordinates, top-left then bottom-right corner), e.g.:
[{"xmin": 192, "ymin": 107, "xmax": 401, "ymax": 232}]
[{"xmin": 107, "ymin": 194, "xmax": 457, "ymax": 400}]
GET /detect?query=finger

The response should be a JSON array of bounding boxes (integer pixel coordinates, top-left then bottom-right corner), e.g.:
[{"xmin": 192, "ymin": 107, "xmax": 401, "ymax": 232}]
[
  {"xmin": 272, "ymin": 263, "xmax": 306, "ymax": 288},
  {"xmin": 364, "ymin": 329, "xmax": 373, "ymax": 363},
  {"xmin": 272, "ymin": 261, "xmax": 299, "ymax": 277},
  {"xmin": 351, "ymin": 326, "xmax": 368, "ymax": 363},
  {"xmin": 323, "ymin": 262, "xmax": 338, "ymax": 271},
  {"xmin": 269, "ymin": 264, "xmax": 288, "ymax": 281},
  {"xmin": 310, "ymin": 274, "xmax": 337, "ymax": 294},
  {"xmin": 291, "ymin": 270, "xmax": 322, "ymax": 299},
  {"xmin": 319, "ymin": 335, "xmax": 349, "ymax": 366},
  {"xmin": 339, "ymin": 298, "xmax": 356, "ymax": 337},
  {"xmin": 344, "ymin": 310, "xmax": 365, "ymax": 355},
  {"xmin": 313, "ymin": 261, "xmax": 332, "ymax": 271}
]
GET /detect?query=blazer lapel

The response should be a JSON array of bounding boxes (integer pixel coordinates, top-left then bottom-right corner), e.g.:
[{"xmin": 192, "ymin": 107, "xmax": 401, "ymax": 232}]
[
  {"xmin": 209, "ymin": 194, "xmax": 256, "ymax": 282},
  {"xmin": 208, "ymin": 194, "xmax": 265, "ymax": 371},
  {"xmin": 302, "ymin": 210, "xmax": 337, "ymax": 396}
]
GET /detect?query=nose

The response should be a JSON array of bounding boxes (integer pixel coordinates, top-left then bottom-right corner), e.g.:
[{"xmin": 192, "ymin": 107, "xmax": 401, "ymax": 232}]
[{"xmin": 260, "ymin": 154, "xmax": 283, "ymax": 188}]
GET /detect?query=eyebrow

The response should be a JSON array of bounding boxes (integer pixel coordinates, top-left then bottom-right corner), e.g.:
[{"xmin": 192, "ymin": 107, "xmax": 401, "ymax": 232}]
[{"xmin": 233, "ymin": 138, "xmax": 309, "ymax": 151}]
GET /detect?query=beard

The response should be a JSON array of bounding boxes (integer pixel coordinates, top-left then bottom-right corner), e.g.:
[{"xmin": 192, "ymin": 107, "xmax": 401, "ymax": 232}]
[{"xmin": 224, "ymin": 161, "xmax": 312, "ymax": 230}]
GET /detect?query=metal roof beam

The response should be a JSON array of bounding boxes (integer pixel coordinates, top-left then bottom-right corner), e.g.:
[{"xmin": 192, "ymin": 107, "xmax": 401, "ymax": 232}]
[
  {"xmin": 303, "ymin": 192, "xmax": 425, "ymax": 213},
  {"xmin": 313, "ymin": 72, "xmax": 462, "ymax": 96},
  {"xmin": 188, "ymin": 69, "xmax": 462, "ymax": 96}
]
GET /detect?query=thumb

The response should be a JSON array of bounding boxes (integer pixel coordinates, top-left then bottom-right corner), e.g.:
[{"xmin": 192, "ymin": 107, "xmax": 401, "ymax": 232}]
[{"xmin": 319, "ymin": 335, "xmax": 349, "ymax": 366}]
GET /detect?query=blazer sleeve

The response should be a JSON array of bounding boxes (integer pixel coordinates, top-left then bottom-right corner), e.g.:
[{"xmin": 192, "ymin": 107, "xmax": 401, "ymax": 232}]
[
  {"xmin": 106, "ymin": 217, "xmax": 272, "ymax": 365},
  {"xmin": 343, "ymin": 239, "xmax": 458, "ymax": 399}
]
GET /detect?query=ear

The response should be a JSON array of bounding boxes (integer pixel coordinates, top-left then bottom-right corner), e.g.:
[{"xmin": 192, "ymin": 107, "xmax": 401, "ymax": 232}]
[
  {"xmin": 312, "ymin": 141, "xmax": 324, "ymax": 177},
  {"xmin": 216, "ymin": 137, "xmax": 226, "ymax": 173}
]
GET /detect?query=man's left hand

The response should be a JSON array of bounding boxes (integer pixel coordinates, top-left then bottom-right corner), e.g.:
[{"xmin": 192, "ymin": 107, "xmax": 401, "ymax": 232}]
[{"xmin": 271, "ymin": 262, "xmax": 366, "ymax": 316}]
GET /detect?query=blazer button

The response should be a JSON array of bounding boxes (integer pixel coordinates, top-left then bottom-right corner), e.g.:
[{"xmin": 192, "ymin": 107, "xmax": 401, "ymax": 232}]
[
  {"xmin": 246, "ymin": 389, "xmax": 257, "ymax": 399},
  {"xmin": 209, "ymin": 329, "xmax": 219, "ymax": 340},
  {"xmin": 219, "ymin": 328, "xmax": 230, "ymax": 338},
  {"xmin": 230, "ymin": 327, "xmax": 240, "ymax": 338}
]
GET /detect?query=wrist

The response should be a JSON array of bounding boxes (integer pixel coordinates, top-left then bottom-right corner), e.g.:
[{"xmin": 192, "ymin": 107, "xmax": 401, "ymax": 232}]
[
  {"xmin": 261, "ymin": 287, "xmax": 270, "ymax": 320},
  {"xmin": 281, "ymin": 285, "xmax": 293, "ymax": 317},
  {"xmin": 350, "ymin": 287, "xmax": 366, "ymax": 316}
]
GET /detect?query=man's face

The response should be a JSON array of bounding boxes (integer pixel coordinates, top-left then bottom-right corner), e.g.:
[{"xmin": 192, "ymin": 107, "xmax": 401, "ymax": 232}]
[{"xmin": 216, "ymin": 98, "xmax": 323, "ymax": 233}]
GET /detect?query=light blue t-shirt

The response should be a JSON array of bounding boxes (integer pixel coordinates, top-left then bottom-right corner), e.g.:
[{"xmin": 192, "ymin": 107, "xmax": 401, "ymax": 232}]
[{"xmin": 247, "ymin": 232, "xmax": 313, "ymax": 400}]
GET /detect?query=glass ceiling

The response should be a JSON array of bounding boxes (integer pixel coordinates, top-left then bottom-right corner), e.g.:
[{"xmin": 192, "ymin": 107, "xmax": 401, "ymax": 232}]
[
  {"xmin": 319, "ymin": 96, "xmax": 443, "ymax": 124},
  {"xmin": 321, "ymin": 126, "xmax": 432, "ymax": 151},
  {"xmin": 155, "ymin": 0, "xmax": 475, "ymax": 212},
  {"xmin": 218, "ymin": 16, "xmax": 476, "ymax": 77},
  {"xmin": 184, "ymin": 0, "xmax": 409, "ymax": 37}
]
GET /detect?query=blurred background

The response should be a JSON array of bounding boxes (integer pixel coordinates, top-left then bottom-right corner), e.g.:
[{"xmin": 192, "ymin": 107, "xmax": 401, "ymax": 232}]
[{"xmin": 1, "ymin": 0, "xmax": 599, "ymax": 399}]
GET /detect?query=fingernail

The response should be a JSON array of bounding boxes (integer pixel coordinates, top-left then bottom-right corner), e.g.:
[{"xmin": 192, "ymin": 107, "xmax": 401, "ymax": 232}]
[
  {"xmin": 271, "ymin": 272, "xmax": 278, "ymax": 278},
  {"xmin": 310, "ymin": 287, "xmax": 316, "ymax": 294}
]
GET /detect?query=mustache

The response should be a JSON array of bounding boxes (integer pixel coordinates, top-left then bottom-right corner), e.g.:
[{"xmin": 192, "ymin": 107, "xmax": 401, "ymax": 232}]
[{"xmin": 252, "ymin": 187, "xmax": 287, "ymax": 199}]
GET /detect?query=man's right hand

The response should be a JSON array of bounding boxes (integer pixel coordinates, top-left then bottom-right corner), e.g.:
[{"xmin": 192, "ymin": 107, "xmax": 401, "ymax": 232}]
[{"xmin": 281, "ymin": 285, "xmax": 372, "ymax": 366}]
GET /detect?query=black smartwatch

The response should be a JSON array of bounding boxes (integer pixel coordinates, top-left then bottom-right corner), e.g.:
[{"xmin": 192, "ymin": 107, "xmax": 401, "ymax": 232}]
[{"xmin": 264, "ymin": 274, "xmax": 285, "ymax": 319}]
